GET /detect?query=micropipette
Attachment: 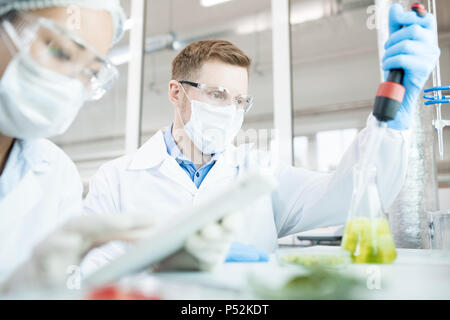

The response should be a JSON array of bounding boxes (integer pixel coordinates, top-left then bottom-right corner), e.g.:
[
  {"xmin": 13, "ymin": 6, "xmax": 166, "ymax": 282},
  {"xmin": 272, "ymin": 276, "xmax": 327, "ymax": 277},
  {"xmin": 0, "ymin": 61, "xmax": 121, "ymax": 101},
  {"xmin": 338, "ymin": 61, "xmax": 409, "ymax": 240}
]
[
  {"xmin": 373, "ymin": 3, "xmax": 427, "ymax": 125},
  {"xmin": 352, "ymin": 3, "xmax": 427, "ymax": 213}
]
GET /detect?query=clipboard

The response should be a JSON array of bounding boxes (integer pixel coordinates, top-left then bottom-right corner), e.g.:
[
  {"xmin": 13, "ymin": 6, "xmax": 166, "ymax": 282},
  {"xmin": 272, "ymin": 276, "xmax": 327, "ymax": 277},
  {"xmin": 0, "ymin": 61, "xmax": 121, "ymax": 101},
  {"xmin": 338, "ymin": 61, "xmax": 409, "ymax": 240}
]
[{"xmin": 84, "ymin": 172, "xmax": 278, "ymax": 288}]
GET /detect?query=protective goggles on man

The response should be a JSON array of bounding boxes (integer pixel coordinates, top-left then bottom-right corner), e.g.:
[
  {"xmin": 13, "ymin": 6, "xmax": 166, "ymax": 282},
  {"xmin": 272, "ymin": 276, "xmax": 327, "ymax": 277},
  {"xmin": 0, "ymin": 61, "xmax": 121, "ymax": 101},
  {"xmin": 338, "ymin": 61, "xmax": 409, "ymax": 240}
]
[
  {"xmin": 0, "ymin": 10, "xmax": 118, "ymax": 100},
  {"xmin": 179, "ymin": 80, "xmax": 254, "ymax": 112}
]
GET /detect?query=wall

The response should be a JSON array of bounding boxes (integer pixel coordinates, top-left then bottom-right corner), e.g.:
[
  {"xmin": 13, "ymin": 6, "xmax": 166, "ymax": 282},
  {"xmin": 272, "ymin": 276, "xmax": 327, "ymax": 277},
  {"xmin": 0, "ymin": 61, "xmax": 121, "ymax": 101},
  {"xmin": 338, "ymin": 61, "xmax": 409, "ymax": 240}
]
[{"xmin": 50, "ymin": 5, "xmax": 450, "ymax": 199}]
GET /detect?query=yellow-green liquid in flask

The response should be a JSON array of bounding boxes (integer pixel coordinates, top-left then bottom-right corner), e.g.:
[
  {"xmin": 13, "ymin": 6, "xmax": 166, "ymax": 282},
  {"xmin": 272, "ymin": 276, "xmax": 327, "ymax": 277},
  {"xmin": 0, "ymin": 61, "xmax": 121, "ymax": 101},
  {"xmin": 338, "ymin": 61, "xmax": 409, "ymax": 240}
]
[{"xmin": 342, "ymin": 217, "xmax": 396, "ymax": 264}]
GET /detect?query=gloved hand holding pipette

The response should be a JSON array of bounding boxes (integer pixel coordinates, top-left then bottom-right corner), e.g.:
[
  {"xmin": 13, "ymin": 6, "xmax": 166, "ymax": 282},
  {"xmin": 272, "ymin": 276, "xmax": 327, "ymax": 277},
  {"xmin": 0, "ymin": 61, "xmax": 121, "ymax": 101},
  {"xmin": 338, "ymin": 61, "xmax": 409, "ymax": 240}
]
[{"xmin": 381, "ymin": 3, "xmax": 441, "ymax": 130}]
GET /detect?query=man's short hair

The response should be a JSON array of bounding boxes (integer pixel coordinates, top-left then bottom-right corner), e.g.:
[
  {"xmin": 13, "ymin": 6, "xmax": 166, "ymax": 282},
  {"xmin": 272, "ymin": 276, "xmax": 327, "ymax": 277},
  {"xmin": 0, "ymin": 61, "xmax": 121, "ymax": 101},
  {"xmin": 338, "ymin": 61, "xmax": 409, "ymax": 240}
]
[{"xmin": 171, "ymin": 40, "xmax": 252, "ymax": 81}]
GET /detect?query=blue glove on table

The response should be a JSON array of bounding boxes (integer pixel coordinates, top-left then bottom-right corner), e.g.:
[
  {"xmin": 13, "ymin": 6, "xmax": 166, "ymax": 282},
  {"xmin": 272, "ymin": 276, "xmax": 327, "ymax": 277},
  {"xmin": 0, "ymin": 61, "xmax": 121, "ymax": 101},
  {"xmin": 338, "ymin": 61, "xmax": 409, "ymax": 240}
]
[
  {"xmin": 382, "ymin": 3, "xmax": 440, "ymax": 130},
  {"xmin": 225, "ymin": 242, "xmax": 269, "ymax": 263}
]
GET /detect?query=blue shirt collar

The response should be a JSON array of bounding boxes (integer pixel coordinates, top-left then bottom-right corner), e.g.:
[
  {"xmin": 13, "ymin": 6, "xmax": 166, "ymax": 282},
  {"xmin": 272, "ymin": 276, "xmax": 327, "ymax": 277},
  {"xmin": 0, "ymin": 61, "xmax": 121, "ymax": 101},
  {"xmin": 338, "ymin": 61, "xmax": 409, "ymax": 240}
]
[{"xmin": 163, "ymin": 124, "xmax": 221, "ymax": 164}]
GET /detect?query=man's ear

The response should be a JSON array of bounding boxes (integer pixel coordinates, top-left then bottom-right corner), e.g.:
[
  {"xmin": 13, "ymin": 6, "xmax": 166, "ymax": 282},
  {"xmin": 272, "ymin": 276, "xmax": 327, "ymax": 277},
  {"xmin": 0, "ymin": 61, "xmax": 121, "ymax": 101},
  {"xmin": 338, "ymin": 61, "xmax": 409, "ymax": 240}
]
[{"xmin": 168, "ymin": 80, "xmax": 181, "ymax": 104}]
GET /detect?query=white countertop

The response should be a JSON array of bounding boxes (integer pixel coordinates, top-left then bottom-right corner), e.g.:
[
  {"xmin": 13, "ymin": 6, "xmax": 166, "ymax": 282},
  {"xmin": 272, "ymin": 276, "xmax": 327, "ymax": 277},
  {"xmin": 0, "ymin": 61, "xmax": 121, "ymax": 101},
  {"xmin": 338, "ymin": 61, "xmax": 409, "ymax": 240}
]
[
  {"xmin": 4, "ymin": 246, "xmax": 450, "ymax": 300},
  {"xmin": 150, "ymin": 246, "xmax": 450, "ymax": 300}
]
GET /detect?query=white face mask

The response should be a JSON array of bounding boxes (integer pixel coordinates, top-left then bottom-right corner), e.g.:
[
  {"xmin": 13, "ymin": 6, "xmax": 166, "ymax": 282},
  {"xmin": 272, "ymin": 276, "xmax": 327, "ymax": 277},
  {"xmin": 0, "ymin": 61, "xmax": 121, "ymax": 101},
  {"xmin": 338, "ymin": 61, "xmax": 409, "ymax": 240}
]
[
  {"xmin": 0, "ymin": 51, "xmax": 86, "ymax": 140},
  {"xmin": 183, "ymin": 99, "xmax": 244, "ymax": 155}
]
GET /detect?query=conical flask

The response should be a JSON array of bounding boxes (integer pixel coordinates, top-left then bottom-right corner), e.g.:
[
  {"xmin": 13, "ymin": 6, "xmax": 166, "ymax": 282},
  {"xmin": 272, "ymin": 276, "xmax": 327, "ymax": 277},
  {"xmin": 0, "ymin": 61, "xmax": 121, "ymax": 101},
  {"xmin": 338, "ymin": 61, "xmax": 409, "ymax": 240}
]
[{"xmin": 341, "ymin": 164, "xmax": 397, "ymax": 263}]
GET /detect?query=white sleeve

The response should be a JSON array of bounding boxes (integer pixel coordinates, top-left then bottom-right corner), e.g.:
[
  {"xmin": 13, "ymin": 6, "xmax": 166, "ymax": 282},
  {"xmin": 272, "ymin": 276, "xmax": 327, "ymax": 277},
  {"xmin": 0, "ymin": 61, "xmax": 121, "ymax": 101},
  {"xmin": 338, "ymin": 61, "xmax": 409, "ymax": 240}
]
[
  {"xmin": 80, "ymin": 241, "xmax": 129, "ymax": 278},
  {"xmin": 83, "ymin": 165, "xmax": 121, "ymax": 215},
  {"xmin": 56, "ymin": 154, "xmax": 83, "ymax": 226},
  {"xmin": 273, "ymin": 114, "xmax": 410, "ymax": 237},
  {"xmin": 81, "ymin": 165, "xmax": 126, "ymax": 277}
]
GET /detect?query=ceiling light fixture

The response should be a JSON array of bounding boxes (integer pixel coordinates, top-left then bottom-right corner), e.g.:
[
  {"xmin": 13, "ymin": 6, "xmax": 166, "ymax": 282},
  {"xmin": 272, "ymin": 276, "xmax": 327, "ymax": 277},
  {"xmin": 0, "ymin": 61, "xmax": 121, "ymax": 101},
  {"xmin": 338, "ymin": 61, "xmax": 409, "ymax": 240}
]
[{"xmin": 200, "ymin": 0, "xmax": 233, "ymax": 8}]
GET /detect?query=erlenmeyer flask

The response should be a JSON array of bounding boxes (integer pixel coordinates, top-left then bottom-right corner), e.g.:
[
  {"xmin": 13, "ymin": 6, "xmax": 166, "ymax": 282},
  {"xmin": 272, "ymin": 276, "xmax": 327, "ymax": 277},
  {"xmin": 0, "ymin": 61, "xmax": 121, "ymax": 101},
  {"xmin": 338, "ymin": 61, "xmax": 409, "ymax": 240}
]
[{"xmin": 341, "ymin": 164, "xmax": 397, "ymax": 263}]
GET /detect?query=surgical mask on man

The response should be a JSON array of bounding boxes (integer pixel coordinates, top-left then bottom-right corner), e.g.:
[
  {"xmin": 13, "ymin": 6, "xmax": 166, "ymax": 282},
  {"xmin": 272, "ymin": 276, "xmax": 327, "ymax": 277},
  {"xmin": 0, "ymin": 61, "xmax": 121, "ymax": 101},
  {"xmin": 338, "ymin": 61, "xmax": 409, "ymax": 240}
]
[
  {"xmin": 179, "ymin": 85, "xmax": 244, "ymax": 155},
  {"xmin": 0, "ymin": 50, "xmax": 86, "ymax": 139}
]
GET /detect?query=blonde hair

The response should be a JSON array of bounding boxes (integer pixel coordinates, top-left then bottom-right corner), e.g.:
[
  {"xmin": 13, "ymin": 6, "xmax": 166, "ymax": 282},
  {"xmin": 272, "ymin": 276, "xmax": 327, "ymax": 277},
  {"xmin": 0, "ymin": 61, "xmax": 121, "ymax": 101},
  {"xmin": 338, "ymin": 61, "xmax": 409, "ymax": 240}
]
[{"xmin": 171, "ymin": 40, "xmax": 251, "ymax": 81}]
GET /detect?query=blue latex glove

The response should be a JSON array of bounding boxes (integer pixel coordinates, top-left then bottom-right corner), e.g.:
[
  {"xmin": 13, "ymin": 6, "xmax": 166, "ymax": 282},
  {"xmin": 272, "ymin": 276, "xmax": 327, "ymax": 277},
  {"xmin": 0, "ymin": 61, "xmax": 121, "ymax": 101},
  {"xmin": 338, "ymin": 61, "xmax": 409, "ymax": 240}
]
[
  {"xmin": 225, "ymin": 242, "xmax": 269, "ymax": 263},
  {"xmin": 382, "ymin": 3, "xmax": 440, "ymax": 130}
]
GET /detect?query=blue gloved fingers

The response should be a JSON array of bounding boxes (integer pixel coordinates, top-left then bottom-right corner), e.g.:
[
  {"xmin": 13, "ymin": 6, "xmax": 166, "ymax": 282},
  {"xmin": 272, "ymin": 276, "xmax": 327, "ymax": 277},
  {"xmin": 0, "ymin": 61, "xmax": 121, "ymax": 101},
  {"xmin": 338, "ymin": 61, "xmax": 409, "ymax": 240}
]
[
  {"xmin": 383, "ymin": 49, "xmax": 439, "ymax": 127},
  {"xmin": 382, "ymin": 25, "xmax": 441, "ymax": 83},
  {"xmin": 382, "ymin": 54, "xmax": 434, "ymax": 87},
  {"xmin": 385, "ymin": 24, "xmax": 436, "ymax": 50},
  {"xmin": 225, "ymin": 242, "xmax": 259, "ymax": 262},
  {"xmin": 387, "ymin": 109, "xmax": 411, "ymax": 130},
  {"xmin": 382, "ymin": 53, "xmax": 430, "ymax": 72},
  {"xmin": 225, "ymin": 250, "xmax": 259, "ymax": 262},
  {"xmin": 388, "ymin": 3, "xmax": 435, "ymax": 35},
  {"xmin": 256, "ymin": 249, "xmax": 269, "ymax": 262},
  {"xmin": 383, "ymin": 39, "xmax": 430, "ymax": 63},
  {"xmin": 382, "ymin": 52, "xmax": 439, "ymax": 75},
  {"xmin": 225, "ymin": 242, "xmax": 269, "ymax": 263}
]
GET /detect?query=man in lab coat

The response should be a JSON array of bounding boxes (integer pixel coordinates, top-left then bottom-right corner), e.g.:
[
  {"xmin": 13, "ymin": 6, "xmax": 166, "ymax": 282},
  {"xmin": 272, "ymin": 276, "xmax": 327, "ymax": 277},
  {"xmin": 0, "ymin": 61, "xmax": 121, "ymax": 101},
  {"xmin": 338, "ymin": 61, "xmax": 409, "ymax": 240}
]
[{"xmin": 83, "ymin": 4, "xmax": 441, "ymax": 269}]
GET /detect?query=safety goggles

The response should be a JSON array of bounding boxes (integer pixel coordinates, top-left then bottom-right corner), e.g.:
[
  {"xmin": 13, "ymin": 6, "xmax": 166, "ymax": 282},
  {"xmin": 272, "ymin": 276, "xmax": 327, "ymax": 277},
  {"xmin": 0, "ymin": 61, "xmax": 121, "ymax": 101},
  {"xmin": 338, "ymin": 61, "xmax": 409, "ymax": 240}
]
[
  {"xmin": 0, "ymin": 10, "xmax": 118, "ymax": 101},
  {"xmin": 179, "ymin": 80, "xmax": 254, "ymax": 112}
]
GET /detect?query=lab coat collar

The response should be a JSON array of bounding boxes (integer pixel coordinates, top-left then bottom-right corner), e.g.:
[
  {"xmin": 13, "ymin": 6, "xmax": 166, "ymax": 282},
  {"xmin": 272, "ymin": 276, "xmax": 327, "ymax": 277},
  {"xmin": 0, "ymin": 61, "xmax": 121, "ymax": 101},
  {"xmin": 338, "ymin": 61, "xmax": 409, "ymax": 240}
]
[
  {"xmin": 128, "ymin": 130, "xmax": 233, "ymax": 171},
  {"xmin": 197, "ymin": 143, "xmax": 240, "ymax": 191},
  {"xmin": 17, "ymin": 139, "xmax": 52, "ymax": 173},
  {"xmin": 163, "ymin": 123, "xmax": 222, "ymax": 166},
  {"xmin": 128, "ymin": 131, "xmax": 169, "ymax": 170},
  {"xmin": 128, "ymin": 130, "xmax": 198, "ymax": 194},
  {"xmin": 127, "ymin": 130, "xmax": 241, "ymax": 194}
]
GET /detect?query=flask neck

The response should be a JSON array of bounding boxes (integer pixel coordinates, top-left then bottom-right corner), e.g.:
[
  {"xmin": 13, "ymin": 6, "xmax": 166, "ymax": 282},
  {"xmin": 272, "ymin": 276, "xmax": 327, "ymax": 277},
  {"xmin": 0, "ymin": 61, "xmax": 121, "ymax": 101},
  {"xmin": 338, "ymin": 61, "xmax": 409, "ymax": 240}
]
[{"xmin": 349, "ymin": 164, "xmax": 383, "ymax": 220}]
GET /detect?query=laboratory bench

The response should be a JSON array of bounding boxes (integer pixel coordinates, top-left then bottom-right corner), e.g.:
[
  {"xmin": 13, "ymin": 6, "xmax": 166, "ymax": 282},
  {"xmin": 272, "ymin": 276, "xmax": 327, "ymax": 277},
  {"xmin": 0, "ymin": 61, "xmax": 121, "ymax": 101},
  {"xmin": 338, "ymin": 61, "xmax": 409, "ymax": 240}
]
[
  {"xmin": 136, "ymin": 246, "xmax": 450, "ymax": 300},
  {"xmin": 4, "ymin": 246, "xmax": 450, "ymax": 300}
]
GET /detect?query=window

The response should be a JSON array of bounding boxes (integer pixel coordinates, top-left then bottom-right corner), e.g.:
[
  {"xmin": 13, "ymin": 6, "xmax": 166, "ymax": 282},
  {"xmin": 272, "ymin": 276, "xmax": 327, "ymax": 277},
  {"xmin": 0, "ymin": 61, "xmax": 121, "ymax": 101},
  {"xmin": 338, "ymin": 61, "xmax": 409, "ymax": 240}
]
[
  {"xmin": 316, "ymin": 128, "xmax": 358, "ymax": 172},
  {"xmin": 293, "ymin": 136, "xmax": 309, "ymax": 168}
]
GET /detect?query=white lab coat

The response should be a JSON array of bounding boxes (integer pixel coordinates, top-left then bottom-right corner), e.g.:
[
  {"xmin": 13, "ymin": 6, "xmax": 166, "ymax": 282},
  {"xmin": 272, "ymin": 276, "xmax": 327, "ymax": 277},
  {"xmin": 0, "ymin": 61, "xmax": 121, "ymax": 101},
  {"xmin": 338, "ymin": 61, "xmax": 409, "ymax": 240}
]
[
  {"xmin": 82, "ymin": 115, "xmax": 410, "ymax": 274},
  {"xmin": 0, "ymin": 139, "xmax": 83, "ymax": 285}
]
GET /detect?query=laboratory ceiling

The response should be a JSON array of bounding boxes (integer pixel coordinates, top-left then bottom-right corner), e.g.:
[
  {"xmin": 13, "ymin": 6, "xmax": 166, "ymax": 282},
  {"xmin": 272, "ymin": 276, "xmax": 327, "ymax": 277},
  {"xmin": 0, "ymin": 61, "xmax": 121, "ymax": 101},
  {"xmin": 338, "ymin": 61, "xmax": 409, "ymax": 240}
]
[{"xmin": 125, "ymin": 0, "xmax": 450, "ymax": 37}]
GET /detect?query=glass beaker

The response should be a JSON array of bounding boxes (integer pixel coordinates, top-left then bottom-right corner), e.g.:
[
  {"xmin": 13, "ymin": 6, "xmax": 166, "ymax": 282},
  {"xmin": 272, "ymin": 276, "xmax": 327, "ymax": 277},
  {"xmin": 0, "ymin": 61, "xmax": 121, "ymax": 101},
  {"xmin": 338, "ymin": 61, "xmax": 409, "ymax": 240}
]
[
  {"xmin": 341, "ymin": 164, "xmax": 397, "ymax": 263},
  {"xmin": 428, "ymin": 211, "xmax": 450, "ymax": 250}
]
